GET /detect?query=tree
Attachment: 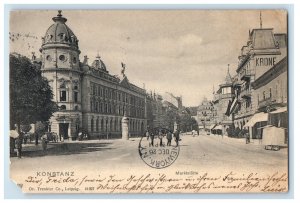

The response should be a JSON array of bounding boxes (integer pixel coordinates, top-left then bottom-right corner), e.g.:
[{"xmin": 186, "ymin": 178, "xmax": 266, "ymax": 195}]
[
  {"xmin": 20, "ymin": 124, "xmax": 32, "ymax": 133},
  {"xmin": 164, "ymin": 107, "xmax": 180, "ymax": 131},
  {"xmin": 179, "ymin": 113, "xmax": 198, "ymax": 132},
  {"xmin": 10, "ymin": 53, "xmax": 57, "ymax": 133}
]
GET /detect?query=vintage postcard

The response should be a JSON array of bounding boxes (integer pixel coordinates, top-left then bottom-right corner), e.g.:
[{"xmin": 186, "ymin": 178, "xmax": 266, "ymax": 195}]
[{"xmin": 9, "ymin": 9, "xmax": 288, "ymax": 193}]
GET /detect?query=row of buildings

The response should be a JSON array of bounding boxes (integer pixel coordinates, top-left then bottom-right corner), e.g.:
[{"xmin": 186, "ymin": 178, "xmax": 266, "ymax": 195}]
[
  {"xmin": 34, "ymin": 11, "xmax": 183, "ymax": 140},
  {"xmin": 195, "ymin": 25, "xmax": 288, "ymax": 143}
]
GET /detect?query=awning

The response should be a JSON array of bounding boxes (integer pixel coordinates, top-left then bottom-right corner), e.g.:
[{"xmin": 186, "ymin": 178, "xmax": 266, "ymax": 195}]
[
  {"xmin": 10, "ymin": 130, "xmax": 19, "ymax": 138},
  {"xmin": 269, "ymin": 107, "xmax": 287, "ymax": 114},
  {"xmin": 210, "ymin": 124, "xmax": 217, "ymax": 130},
  {"xmin": 244, "ymin": 112, "xmax": 268, "ymax": 128},
  {"xmin": 214, "ymin": 125, "xmax": 223, "ymax": 130}
]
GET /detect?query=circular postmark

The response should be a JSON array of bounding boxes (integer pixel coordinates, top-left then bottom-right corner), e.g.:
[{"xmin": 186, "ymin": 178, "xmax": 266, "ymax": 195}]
[{"xmin": 138, "ymin": 129, "xmax": 180, "ymax": 169}]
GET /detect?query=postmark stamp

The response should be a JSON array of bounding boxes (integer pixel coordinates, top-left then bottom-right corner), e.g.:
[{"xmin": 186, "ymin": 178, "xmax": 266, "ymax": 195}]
[{"xmin": 138, "ymin": 129, "xmax": 180, "ymax": 169}]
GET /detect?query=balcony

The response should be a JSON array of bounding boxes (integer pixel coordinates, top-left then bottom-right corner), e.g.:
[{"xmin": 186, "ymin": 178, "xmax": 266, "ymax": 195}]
[
  {"xmin": 233, "ymin": 80, "xmax": 243, "ymax": 88},
  {"xmin": 258, "ymin": 97, "xmax": 276, "ymax": 110},
  {"xmin": 234, "ymin": 107, "xmax": 254, "ymax": 119},
  {"xmin": 240, "ymin": 69, "xmax": 254, "ymax": 81},
  {"xmin": 214, "ymin": 93, "xmax": 233, "ymax": 102},
  {"xmin": 240, "ymin": 89, "xmax": 251, "ymax": 99}
]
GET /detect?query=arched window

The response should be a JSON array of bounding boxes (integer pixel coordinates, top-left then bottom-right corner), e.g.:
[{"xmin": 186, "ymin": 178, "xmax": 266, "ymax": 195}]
[
  {"xmin": 110, "ymin": 119, "xmax": 113, "ymax": 131},
  {"xmin": 60, "ymin": 83, "xmax": 67, "ymax": 102},
  {"xmin": 114, "ymin": 119, "xmax": 117, "ymax": 131},
  {"xmin": 73, "ymin": 85, "xmax": 79, "ymax": 103},
  {"xmin": 95, "ymin": 102, "xmax": 99, "ymax": 112},
  {"xmin": 74, "ymin": 105, "xmax": 78, "ymax": 111},
  {"xmin": 60, "ymin": 105, "xmax": 66, "ymax": 110},
  {"xmin": 105, "ymin": 103, "xmax": 108, "ymax": 113},
  {"xmin": 96, "ymin": 118, "xmax": 99, "ymax": 132},
  {"xmin": 100, "ymin": 103, "xmax": 103, "ymax": 113},
  {"xmin": 269, "ymin": 88, "xmax": 272, "ymax": 98},
  {"xmin": 141, "ymin": 122, "xmax": 144, "ymax": 132},
  {"xmin": 91, "ymin": 118, "xmax": 94, "ymax": 132},
  {"xmin": 101, "ymin": 119, "xmax": 104, "ymax": 132}
]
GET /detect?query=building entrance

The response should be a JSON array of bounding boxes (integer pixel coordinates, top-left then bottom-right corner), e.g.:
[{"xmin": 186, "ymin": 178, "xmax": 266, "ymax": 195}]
[{"xmin": 59, "ymin": 123, "xmax": 69, "ymax": 140}]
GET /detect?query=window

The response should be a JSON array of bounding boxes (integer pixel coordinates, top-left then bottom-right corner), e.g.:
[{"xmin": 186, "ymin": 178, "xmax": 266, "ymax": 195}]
[
  {"xmin": 95, "ymin": 102, "xmax": 99, "ymax": 112},
  {"xmin": 91, "ymin": 118, "xmax": 94, "ymax": 132},
  {"xmin": 73, "ymin": 57, "xmax": 77, "ymax": 63},
  {"xmin": 59, "ymin": 55, "xmax": 65, "ymax": 61},
  {"xmin": 101, "ymin": 119, "xmax": 104, "ymax": 131},
  {"xmin": 74, "ymin": 91, "xmax": 78, "ymax": 102},
  {"xmin": 269, "ymin": 88, "xmax": 272, "ymax": 98},
  {"xmin": 100, "ymin": 103, "xmax": 103, "ymax": 113},
  {"xmin": 46, "ymin": 55, "xmax": 52, "ymax": 61},
  {"xmin": 263, "ymin": 91, "xmax": 265, "ymax": 100},
  {"xmin": 100, "ymin": 88, "xmax": 103, "ymax": 97},
  {"xmin": 60, "ymin": 90, "xmax": 66, "ymax": 101},
  {"xmin": 93, "ymin": 85, "xmax": 96, "ymax": 95},
  {"xmin": 96, "ymin": 118, "xmax": 99, "ymax": 132},
  {"xmin": 60, "ymin": 105, "xmax": 66, "ymax": 110},
  {"xmin": 105, "ymin": 89, "xmax": 108, "ymax": 98},
  {"xmin": 74, "ymin": 105, "xmax": 78, "ymax": 111}
]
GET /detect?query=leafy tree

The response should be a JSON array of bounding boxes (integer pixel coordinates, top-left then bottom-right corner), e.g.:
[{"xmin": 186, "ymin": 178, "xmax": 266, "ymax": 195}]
[
  {"xmin": 179, "ymin": 113, "xmax": 198, "ymax": 132},
  {"xmin": 20, "ymin": 124, "xmax": 32, "ymax": 133},
  {"xmin": 163, "ymin": 107, "xmax": 180, "ymax": 131},
  {"xmin": 10, "ymin": 53, "xmax": 57, "ymax": 133}
]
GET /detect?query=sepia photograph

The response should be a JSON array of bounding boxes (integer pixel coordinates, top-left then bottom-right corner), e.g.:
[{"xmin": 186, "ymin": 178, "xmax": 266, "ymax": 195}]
[{"xmin": 8, "ymin": 9, "xmax": 288, "ymax": 194}]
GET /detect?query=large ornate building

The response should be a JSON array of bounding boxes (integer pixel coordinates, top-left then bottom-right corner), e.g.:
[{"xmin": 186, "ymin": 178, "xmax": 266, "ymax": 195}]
[
  {"xmin": 227, "ymin": 27, "xmax": 287, "ymax": 141},
  {"xmin": 195, "ymin": 97, "xmax": 214, "ymax": 131},
  {"xmin": 39, "ymin": 11, "xmax": 147, "ymax": 140}
]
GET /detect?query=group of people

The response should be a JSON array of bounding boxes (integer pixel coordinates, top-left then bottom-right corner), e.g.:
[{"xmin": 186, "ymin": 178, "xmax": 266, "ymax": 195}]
[{"xmin": 145, "ymin": 129, "xmax": 180, "ymax": 147}]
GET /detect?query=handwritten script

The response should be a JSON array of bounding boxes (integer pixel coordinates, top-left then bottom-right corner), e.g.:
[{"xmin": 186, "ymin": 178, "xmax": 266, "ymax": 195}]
[{"xmin": 21, "ymin": 171, "xmax": 288, "ymax": 193}]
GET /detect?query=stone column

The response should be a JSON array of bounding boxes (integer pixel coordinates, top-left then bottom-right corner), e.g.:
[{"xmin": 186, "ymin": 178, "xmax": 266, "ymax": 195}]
[{"xmin": 122, "ymin": 116, "xmax": 129, "ymax": 140}]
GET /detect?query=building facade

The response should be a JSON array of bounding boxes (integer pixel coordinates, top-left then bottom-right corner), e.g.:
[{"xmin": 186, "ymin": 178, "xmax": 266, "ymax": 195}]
[
  {"xmin": 211, "ymin": 68, "xmax": 234, "ymax": 135},
  {"xmin": 195, "ymin": 97, "xmax": 214, "ymax": 131},
  {"xmin": 227, "ymin": 27, "xmax": 287, "ymax": 139},
  {"xmin": 251, "ymin": 56, "xmax": 287, "ymax": 142},
  {"xmin": 40, "ymin": 11, "xmax": 147, "ymax": 140}
]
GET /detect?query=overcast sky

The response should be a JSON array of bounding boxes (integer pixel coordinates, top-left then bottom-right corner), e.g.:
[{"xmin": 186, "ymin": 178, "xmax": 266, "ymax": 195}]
[{"xmin": 9, "ymin": 10, "xmax": 287, "ymax": 106}]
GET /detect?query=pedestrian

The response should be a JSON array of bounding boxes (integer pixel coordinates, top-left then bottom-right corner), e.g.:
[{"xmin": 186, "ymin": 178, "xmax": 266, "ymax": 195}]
[
  {"xmin": 146, "ymin": 130, "xmax": 151, "ymax": 146},
  {"xmin": 167, "ymin": 131, "xmax": 172, "ymax": 146},
  {"xmin": 41, "ymin": 134, "xmax": 48, "ymax": 151},
  {"xmin": 174, "ymin": 130, "xmax": 180, "ymax": 147},
  {"xmin": 245, "ymin": 131, "xmax": 250, "ymax": 144},
  {"xmin": 16, "ymin": 136, "xmax": 23, "ymax": 158},
  {"xmin": 150, "ymin": 132, "xmax": 155, "ymax": 147},
  {"xmin": 158, "ymin": 130, "xmax": 164, "ymax": 147}
]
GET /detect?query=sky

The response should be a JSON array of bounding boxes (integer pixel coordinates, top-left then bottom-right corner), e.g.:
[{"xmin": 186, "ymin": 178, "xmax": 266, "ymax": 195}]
[{"xmin": 9, "ymin": 10, "xmax": 287, "ymax": 106}]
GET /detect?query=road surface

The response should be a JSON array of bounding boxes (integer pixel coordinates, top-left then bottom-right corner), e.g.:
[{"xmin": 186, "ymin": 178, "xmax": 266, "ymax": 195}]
[{"xmin": 10, "ymin": 134, "xmax": 288, "ymax": 175}]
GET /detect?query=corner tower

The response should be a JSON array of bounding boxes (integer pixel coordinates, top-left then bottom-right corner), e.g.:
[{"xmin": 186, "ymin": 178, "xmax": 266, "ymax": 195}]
[{"xmin": 40, "ymin": 10, "xmax": 82, "ymax": 140}]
